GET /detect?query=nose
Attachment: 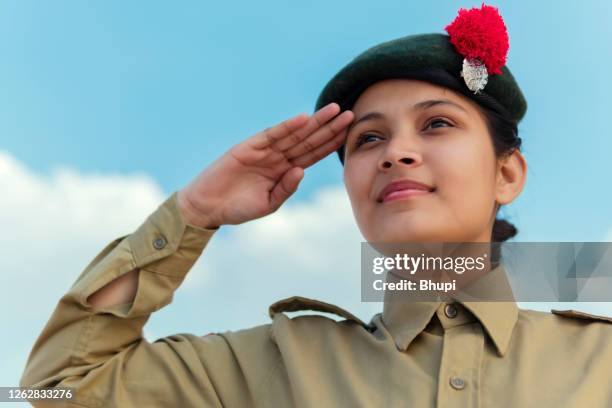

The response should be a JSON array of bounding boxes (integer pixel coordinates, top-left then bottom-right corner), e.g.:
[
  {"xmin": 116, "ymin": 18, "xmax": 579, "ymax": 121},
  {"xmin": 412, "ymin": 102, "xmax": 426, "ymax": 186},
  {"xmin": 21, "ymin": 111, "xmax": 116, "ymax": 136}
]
[{"xmin": 377, "ymin": 136, "xmax": 423, "ymax": 171}]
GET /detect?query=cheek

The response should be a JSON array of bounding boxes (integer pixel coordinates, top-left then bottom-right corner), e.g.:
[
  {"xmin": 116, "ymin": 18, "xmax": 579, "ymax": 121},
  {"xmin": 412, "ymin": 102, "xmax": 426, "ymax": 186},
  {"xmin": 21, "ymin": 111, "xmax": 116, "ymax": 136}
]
[
  {"xmin": 431, "ymin": 137, "xmax": 497, "ymax": 206},
  {"xmin": 343, "ymin": 163, "xmax": 359, "ymax": 198},
  {"xmin": 344, "ymin": 158, "xmax": 376, "ymax": 212}
]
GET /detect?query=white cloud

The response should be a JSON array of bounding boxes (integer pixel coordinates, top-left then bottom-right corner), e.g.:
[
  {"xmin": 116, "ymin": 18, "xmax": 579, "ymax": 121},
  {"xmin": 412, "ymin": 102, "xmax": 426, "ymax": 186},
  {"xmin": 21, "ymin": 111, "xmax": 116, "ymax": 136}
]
[
  {"xmin": 0, "ymin": 150, "xmax": 381, "ymax": 387},
  {"xmin": 0, "ymin": 151, "xmax": 168, "ymax": 386},
  {"xmin": 0, "ymin": 151, "xmax": 165, "ymax": 311}
]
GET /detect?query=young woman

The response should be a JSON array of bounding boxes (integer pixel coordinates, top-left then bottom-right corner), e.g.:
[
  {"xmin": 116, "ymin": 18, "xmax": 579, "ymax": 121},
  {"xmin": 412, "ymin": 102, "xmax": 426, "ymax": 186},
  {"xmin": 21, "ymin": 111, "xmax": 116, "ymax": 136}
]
[{"xmin": 21, "ymin": 4, "xmax": 612, "ymax": 407}]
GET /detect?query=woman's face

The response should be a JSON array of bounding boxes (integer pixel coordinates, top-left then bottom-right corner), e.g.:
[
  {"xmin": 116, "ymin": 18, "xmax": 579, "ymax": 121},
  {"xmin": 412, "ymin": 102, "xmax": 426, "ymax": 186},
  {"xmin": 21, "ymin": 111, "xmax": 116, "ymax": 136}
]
[{"xmin": 343, "ymin": 79, "xmax": 524, "ymax": 243}]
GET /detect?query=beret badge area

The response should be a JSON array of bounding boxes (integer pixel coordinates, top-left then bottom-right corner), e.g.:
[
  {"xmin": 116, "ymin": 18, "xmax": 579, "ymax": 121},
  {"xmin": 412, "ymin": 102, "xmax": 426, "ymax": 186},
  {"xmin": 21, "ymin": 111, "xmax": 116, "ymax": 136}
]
[
  {"xmin": 445, "ymin": 3, "xmax": 510, "ymax": 94},
  {"xmin": 461, "ymin": 58, "xmax": 488, "ymax": 93}
]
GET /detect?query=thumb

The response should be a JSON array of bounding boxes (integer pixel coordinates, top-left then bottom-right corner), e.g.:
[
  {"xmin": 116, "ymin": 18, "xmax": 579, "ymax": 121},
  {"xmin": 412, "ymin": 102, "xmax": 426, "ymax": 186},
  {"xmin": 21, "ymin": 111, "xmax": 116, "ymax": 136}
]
[{"xmin": 269, "ymin": 167, "xmax": 304, "ymax": 211}]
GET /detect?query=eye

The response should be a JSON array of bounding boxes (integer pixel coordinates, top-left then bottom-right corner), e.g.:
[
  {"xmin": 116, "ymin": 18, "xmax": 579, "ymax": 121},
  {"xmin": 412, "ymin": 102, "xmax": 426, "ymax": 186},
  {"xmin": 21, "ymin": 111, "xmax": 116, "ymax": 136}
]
[
  {"xmin": 355, "ymin": 133, "xmax": 383, "ymax": 148},
  {"xmin": 425, "ymin": 118, "xmax": 453, "ymax": 130}
]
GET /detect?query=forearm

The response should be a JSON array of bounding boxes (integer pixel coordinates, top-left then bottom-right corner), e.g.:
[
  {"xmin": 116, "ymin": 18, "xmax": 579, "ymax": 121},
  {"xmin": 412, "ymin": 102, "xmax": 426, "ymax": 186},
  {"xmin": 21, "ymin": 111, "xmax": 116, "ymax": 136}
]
[{"xmin": 87, "ymin": 268, "xmax": 139, "ymax": 308}]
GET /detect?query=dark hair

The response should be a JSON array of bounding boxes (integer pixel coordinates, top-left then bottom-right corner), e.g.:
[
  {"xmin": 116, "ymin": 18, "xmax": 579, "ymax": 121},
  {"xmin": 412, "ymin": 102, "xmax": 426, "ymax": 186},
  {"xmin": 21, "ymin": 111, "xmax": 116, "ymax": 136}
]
[
  {"xmin": 337, "ymin": 67, "xmax": 523, "ymax": 243},
  {"xmin": 479, "ymin": 97, "xmax": 521, "ymax": 243}
]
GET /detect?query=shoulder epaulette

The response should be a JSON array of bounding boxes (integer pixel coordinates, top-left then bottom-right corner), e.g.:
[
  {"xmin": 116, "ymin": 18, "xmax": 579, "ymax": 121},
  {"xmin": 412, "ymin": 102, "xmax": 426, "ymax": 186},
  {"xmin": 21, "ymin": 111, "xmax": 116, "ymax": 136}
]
[
  {"xmin": 551, "ymin": 309, "xmax": 612, "ymax": 324},
  {"xmin": 268, "ymin": 295, "xmax": 372, "ymax": 330}
]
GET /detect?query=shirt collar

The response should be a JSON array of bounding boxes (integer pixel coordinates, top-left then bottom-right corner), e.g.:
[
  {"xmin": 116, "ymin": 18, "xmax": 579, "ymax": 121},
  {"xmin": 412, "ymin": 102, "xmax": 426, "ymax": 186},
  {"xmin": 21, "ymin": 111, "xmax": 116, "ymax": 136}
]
[{"xmin": 379, "ymin": 262, "xmax": 518, "ymax": 357}]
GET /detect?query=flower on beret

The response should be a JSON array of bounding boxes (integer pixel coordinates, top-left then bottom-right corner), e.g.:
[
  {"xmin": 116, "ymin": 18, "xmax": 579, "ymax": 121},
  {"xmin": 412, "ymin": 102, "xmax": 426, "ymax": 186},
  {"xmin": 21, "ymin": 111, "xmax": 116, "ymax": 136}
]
[{"xmin": 444, "ymin": 3, "xmax": 509, "ymax": 93}]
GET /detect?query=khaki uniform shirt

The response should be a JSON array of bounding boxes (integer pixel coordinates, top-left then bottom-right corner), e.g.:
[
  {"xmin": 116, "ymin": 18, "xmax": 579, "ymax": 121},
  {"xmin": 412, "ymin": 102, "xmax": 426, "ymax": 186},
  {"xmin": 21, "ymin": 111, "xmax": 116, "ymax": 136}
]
[{"xmin": 20, "ymin": 191, "xmax": 612, "ymax": 407}]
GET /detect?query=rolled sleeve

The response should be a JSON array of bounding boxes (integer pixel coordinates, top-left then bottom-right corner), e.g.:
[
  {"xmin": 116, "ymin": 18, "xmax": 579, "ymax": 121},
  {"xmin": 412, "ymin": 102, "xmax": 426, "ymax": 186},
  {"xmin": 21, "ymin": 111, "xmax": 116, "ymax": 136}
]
[{"xmin": 19, "ymin": 191, "xmax": 223, "ymax": 407}]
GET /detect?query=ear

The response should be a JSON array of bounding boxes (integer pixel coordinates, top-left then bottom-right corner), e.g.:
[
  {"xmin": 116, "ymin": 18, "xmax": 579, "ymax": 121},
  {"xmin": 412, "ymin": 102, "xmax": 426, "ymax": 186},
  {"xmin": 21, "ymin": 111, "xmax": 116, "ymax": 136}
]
[{"xmin": 495, "ymin": 149, "xmax": 527, "ymax": 206}]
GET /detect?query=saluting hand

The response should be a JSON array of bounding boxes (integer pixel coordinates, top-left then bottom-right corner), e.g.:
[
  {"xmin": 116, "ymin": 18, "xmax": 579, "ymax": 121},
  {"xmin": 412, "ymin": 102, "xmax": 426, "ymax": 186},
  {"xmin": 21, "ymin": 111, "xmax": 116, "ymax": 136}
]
[{"xmin": 177, "ymin": 103, "xmax": 354, "ymax": 229}]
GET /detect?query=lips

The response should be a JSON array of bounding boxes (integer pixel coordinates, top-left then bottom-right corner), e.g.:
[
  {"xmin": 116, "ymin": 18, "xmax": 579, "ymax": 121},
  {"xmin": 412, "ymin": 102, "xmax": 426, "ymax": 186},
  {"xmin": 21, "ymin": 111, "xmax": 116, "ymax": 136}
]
[{"xmin": 377, "ymin": 179, "xmax": 435, "ymax": 203}]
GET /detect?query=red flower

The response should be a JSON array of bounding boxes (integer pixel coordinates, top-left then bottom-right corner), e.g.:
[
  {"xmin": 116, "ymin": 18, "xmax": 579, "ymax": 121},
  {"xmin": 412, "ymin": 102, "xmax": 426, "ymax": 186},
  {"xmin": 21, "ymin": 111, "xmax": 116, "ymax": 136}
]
[{"xmin": 444, "ymin": 3, "xmax": 509, "ymax": 75}]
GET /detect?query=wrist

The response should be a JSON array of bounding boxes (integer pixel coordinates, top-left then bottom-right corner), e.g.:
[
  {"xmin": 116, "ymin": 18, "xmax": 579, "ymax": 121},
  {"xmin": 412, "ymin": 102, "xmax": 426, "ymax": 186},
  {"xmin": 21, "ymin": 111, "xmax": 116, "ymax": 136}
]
[{"xmin": 177, "ymin": 190, "xmax": 220, "ymax": 230}]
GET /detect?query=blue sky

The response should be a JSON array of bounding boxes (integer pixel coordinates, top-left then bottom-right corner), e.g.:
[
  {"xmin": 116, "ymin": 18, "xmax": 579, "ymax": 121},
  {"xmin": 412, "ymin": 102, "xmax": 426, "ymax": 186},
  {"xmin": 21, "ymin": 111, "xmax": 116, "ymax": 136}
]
[
  {"xmin": 1, "ymin": 0, "xmax": 611, "ymax": 396},
  {"xmin": 1, "ymin": 1, "xmax": 611, "ymax": 240}
]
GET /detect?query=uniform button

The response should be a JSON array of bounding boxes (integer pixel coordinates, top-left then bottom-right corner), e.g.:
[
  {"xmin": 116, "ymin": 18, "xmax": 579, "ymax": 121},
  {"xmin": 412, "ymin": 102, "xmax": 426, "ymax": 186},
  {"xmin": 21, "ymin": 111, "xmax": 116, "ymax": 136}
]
[
  {"xmin": 444, "ymin": 303, "xmax": 458, "ymax": 319},
  {"xmin": 153, "ymin": 237, "xmax": 167, "ymax": 250},
  {"xmin": 449, "ymin": 376, "xmax": 466, "ymax": 390}
]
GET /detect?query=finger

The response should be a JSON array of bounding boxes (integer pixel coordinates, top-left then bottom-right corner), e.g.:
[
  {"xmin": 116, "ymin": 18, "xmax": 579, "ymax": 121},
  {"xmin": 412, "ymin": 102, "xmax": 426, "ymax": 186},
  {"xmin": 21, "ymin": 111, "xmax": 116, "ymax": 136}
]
[
  {"xmin": 272, "ymin": 103, "xmax": 341, "ymax": 152},
  {"xmin": 247, "ymin": 113, "xmax": 309, "ymax": 150},
  {"xmin": 269, "ymin": 167, "xmax": 304, "ymax": 211},
  {"xmin": 290, "ymin": 126, "xmax": 349, "ymax": 168},
  {"xmin": 283, "ymin": 110, "xmax": 353, "ymax": 159}
]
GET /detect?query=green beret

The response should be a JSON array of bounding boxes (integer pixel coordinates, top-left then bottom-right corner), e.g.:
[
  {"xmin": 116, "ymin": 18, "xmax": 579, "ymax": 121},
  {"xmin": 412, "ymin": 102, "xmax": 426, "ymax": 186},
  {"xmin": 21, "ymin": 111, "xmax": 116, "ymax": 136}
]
[{"xmin": 314, "ymin": 32, "xmax": 528, "ymax": 164}]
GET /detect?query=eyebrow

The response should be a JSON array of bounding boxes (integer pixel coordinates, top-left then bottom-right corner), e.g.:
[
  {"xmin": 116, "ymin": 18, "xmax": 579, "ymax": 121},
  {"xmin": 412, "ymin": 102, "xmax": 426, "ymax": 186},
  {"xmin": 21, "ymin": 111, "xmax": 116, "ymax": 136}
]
[{"xmin": 347, "ymin": 99, "xmax": 469, "ymax": 134}]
